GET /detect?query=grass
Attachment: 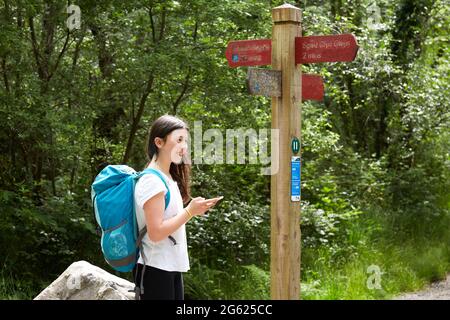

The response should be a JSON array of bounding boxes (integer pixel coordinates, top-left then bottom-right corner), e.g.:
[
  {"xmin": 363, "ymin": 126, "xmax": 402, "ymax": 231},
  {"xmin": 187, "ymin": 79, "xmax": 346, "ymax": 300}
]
[
  {"xmin": 3, "ymin": 237, "xmax": 449, "ymax": 300},
  {"xmin": 300, "ymin": 212, "xmax": 450, "ymax": 300},
  {"xmin": 0, "ymin": 271, "xmax": 37, "ymax": 300},
  {"xmin": 2, "ymin": 209, "xmax": 449, "ymax": 300},
  {"xmin": 184, "ymin": 262, "xmax": 270, "ymax": 300},
  {"xmin": 183, "ymin": 236, "xmax": 449, "ymax": 300},
  {"xmin": 301, "ymin": 245, "xmax": 423, "ymax": 299},
  {"xmin": 184, "ymin": 211, "xmax": 450, "ymax": 300},
  {"xmin": 3, "ymin": 233, "xmax": 449, "ymax": 300}
]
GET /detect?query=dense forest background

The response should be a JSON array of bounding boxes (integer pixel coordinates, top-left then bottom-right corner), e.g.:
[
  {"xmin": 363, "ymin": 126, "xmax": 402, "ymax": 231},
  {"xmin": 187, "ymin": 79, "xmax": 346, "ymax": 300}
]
[{"xmin": 0, "ymin": 0, "xmax": 448, "ymax": 299}]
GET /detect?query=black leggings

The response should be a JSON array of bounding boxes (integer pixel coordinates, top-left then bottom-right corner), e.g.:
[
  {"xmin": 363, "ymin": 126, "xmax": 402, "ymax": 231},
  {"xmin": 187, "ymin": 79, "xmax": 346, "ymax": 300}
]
[{"xmin": 132, "ymin": 263, "xmax": 184, "ymax": 300}]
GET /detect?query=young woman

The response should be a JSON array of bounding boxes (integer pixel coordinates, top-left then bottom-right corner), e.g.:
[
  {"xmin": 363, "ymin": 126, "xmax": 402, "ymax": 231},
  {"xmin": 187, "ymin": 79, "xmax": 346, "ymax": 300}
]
[{"xmin": 133, "ymin": 115, "xmax": 222, "ymax": 300}]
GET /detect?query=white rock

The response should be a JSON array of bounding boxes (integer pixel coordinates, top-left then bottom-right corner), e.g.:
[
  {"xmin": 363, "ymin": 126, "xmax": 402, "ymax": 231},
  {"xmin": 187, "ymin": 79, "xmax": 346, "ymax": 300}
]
[{"xmin": 34, "ymin": 261, "xmax": 135, "ymax": 300}]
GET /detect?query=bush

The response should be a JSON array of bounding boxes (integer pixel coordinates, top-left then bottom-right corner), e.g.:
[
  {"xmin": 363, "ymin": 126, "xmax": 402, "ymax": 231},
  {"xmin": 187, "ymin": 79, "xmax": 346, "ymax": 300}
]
[
  {"xmin": 187, "ymin": 198, "xmax": 270, "ymax": 269},
  {"xmin": 0, "ymin": 188, "xmax": 100, "ymax": 290},
  {"xmin": 184, "ymin": 260, "xmax": 270, "ymax": 300}
]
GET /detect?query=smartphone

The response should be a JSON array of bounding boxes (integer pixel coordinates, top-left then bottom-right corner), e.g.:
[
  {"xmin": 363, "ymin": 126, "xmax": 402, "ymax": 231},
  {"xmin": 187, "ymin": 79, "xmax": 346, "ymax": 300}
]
[{"xmin": 206, "ymin": 196, "xmax": 224, "ymax": 206}]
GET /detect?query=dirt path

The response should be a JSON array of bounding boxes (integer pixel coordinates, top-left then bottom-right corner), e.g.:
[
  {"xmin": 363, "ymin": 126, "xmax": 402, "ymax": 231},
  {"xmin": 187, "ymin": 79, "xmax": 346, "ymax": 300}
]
[{"xmin": 395, "ymin": 274, "xmax": 450, "ymax": 300}]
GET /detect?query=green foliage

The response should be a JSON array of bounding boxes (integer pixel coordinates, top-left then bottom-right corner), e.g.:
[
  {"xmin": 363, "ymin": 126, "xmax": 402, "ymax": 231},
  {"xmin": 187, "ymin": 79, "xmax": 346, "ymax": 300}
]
[
  {"xmin": 301, "ymin": 232, "xmax": 450, "ymax": 300},
  {"xmin": 184, "ymin": 260, "xmax": 270, "ymax": 300},
  {"xmin": 187, "ymin": 198, "xmax": 270, "ymax": 268},
  {"xmin": 184, "ymin": 259, "xmax": 229, "ymax": 299},
  {"xmin": 0, "ymin": 275, "xmax": 36, "ymax": 300},
  {"xmin": 0, "ymin": 188, "xmax": 100, "ymax": 282}
]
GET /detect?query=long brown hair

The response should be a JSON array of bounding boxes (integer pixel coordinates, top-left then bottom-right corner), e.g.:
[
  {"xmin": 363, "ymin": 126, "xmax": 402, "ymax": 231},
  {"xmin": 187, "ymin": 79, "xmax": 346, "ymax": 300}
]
[{"xmin": 145, "ymin": 115, "xmax": 191, "ymax": 204}]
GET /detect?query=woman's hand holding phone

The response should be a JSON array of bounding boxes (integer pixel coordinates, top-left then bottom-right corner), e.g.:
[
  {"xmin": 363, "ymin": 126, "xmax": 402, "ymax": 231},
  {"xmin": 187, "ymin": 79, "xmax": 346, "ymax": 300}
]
[
  {"xmin": 187, "ymin": 196, "xmax": 223, "ymax": 216},
  {"xmin": 205, "ymin": 196, "xmax": 223, "ymax": 208}
]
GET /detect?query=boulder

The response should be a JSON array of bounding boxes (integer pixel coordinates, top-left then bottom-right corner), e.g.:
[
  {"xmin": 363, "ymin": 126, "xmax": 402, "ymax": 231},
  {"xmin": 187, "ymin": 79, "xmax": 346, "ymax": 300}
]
[{"xmin": 34, "ymin": 260, "xmax": 135, "ymax": 300}]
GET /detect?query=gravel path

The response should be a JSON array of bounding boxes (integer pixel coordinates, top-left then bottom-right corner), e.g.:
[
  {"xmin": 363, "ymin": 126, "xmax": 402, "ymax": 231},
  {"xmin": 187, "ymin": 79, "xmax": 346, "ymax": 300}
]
[{"xmin": 395, "ymin": 274, "xmax": 450, "ymax": 300}]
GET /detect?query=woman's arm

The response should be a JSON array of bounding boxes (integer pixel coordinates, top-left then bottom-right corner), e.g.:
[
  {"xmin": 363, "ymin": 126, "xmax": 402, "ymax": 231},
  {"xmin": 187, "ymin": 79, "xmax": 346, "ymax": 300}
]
[
  {"xmin": 144, "ymin": 192, "xmax": 189, "ymax": 242},
  {"xmin": 143, "ymin": 193, "xmax": 216, "ymax": 242}
]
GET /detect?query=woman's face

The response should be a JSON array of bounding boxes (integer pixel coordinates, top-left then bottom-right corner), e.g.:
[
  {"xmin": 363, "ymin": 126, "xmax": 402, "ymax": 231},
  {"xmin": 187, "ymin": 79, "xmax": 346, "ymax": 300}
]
[{"xmin": 156, "ymin": 128, "xmax": 189, "ymax": 164}]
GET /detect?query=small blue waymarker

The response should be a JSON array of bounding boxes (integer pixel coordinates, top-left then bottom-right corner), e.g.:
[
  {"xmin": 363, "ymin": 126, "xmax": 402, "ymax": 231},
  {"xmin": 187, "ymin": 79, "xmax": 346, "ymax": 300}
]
[{"xmin": 291, "ymin": 156, "xmax": 301, "ymax": 202}]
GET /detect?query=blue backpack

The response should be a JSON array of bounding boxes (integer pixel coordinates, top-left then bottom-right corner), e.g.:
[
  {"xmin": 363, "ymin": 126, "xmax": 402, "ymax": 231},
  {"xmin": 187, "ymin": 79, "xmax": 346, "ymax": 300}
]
[{"xmin": 91, "ymin": 165, "xmax": 172, "ymax": 273}]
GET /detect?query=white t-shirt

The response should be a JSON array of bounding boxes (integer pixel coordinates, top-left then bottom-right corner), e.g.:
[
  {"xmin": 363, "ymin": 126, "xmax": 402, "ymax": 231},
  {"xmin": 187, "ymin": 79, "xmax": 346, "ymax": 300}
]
[{"xmin": 134, "ymin": 169, "xmax": 190, "ymax": 272}]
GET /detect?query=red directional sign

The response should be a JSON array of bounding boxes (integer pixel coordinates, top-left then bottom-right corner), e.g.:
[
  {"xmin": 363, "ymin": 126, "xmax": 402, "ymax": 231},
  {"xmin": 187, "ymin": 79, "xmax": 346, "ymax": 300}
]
[
  {"xmin": 295, "ymin": 34, "xmax": 358, "ymax": 64},
  {"xmin": 302, "ymin": 74, "xmax": 324, "ymax": 101},
  {"xmin": 225, "ymin": 39, "xmax": 271, "ymax": 68}
]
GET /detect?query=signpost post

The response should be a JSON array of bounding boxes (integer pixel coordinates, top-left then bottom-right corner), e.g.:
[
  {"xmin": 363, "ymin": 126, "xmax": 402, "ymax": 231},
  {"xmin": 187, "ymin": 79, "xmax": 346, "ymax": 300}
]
[
  {"xmin": 225, "ymin": 3, "xmax": 358, "ymax": 300},
  {"xmin": 270, "ymin": 4, "xmax": 302, "ymax": 300}
]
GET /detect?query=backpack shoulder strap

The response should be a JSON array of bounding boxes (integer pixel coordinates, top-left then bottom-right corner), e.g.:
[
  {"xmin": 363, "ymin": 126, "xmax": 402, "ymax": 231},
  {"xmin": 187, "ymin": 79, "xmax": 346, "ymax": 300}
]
[{"xmin": 138, "ymin": 168, "xmax": 171, "ymax": 209}]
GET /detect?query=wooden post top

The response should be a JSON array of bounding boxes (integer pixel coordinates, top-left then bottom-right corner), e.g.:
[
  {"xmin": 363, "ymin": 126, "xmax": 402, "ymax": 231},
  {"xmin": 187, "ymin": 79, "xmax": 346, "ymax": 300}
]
[{"xmin": 272, "ymin": 3, "xmax": 301, "ymax": 24}]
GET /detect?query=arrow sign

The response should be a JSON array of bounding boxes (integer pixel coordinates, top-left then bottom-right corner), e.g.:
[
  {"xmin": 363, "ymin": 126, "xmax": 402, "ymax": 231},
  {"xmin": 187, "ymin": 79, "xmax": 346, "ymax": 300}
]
[
  {"xmin": 225, "ymin": 39, "xmax": 271, "ymax": 68},
  {"xmin": 302, "ymin": 74, "xmax": 324, "ymax": 101},
  {"xmin": 247, "ymin": 68, "xmax": 281, "ymax": 97},
  {"xmin": 227, "ymin": 34, "xmax": 357, "ymax": 67},
  {"xmin": 295, "ymin": 34, "xmax": 358, "ymax": 64},
  {"xmin": 247, "ymin": 68, "xmax": 324, "ymax": 101}
]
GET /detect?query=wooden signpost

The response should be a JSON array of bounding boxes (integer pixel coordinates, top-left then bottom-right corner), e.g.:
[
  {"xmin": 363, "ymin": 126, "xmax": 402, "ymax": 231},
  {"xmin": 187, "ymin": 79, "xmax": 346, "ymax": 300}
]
[
  {"xmin": 227, "ymin": 35, "xmax": 358, "ymax": 65},
  {"xmin": 225, "ymin": 3, "xmax": 358, "ymax": 300}
]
